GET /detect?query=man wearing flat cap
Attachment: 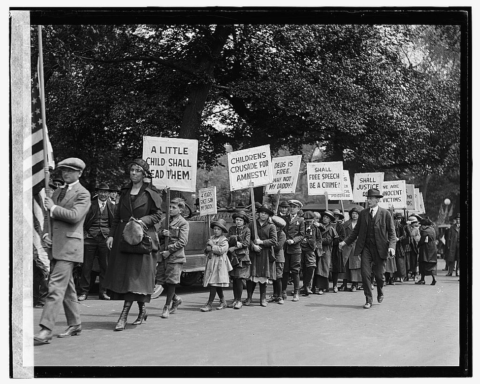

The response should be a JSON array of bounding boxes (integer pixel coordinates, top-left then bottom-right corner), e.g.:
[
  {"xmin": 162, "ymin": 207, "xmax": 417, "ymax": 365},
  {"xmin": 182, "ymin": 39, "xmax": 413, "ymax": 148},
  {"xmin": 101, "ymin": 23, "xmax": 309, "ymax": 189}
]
[
  {"xmin": 278, "ymin": 200, "xmax": 290, "ymax": 221},
  {"xmin": 78, "ymin": 182, "xmax": 115, "ymax": 301},
  {"xmin": 339, "ymin": 189, "xmax": 396, "ymax": 309},
  {"xmin": 34, "ymin": 158, "xmax": 91, "ymax": 343},
  {"xmin": 281, "ymin": 199, "xmax": 305, "ymax": 302}
]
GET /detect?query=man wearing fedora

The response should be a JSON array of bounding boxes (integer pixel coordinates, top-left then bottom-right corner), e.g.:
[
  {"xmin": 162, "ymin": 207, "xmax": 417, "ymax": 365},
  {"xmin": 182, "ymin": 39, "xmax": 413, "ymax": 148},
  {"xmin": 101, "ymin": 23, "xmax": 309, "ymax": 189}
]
[
  {"xmin": 339, "ymin": 188, "xmax": 396, "ymax": 309},
  {"xmin": 34, "ymin": 158, "xmax": 91, "ymax": 343},
  {"xmin": 281, "ymin": 199, "xmax": 305, "ymax": 302},
  {"xmin": 78, "ymin": 182, "xmax": 115, "ymax": 301}
]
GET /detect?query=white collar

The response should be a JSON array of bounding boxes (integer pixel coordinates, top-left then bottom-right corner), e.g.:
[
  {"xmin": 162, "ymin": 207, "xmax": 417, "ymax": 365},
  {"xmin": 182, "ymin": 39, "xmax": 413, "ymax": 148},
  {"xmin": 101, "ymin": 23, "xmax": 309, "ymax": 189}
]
[
  {"xmin": 370, "ymin": 206, "xmax": 379, "ymax": 216},
  {"xmin": 62, "ymin": 180, "xmax": 79, "ymax": 191}
]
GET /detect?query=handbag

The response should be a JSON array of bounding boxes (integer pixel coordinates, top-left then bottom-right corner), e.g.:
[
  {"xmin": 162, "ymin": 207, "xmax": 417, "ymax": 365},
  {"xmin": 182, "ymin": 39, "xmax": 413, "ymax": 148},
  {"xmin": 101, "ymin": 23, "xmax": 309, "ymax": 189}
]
[{"xmin": 119, "ymin": 197, "xmax": 153, "ymax": 255}]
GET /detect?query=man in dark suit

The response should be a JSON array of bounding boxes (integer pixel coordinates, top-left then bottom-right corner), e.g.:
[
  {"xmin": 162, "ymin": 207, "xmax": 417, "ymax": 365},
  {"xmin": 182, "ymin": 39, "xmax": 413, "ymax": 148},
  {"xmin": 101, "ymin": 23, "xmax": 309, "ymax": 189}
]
[
  {"xmin": 339, "ymin": 189, "xmax": 396, "ymax": 309},
  {"xmin": 34, "ymin": 158, "xmax": 91, "ymax": 343},
  {"xmin": 77, "ymin": 182, "xmax": 115, "ymax": 301}
]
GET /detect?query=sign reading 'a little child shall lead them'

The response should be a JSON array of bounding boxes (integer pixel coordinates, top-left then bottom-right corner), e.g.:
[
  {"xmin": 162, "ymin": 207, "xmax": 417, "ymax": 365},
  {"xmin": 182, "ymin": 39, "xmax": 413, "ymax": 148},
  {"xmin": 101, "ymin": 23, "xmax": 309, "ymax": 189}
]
[
  {"xmin": 227, "ymin": 145, "xmax": 273, "ymax": 191},
  {"xmin": 142, "ymin": 136, "xmax": 198, "ymax": 192}
]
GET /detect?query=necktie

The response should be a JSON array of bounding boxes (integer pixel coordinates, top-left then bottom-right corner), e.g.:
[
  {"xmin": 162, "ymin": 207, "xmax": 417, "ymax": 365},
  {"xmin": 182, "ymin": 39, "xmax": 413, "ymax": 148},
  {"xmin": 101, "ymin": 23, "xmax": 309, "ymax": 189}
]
[
  {"xmin": 370, "ymin": 209, "xmax": 374, "ymax": 218},
  {"xmin": 100, "ymin": 202, "xmax": 105, "ymax": 212},
  {"xmin": 57, "ymin": 187, "xmax": 67, "ymax": 202}
]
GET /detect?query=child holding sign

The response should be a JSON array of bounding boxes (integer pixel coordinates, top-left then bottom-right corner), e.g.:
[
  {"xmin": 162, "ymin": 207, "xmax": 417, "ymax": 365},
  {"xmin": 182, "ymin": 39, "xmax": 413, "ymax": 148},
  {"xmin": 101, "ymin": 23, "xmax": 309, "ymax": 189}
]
[{"xmin": 201, "ymin": 219, "xmax": 232, "ymax": 312}]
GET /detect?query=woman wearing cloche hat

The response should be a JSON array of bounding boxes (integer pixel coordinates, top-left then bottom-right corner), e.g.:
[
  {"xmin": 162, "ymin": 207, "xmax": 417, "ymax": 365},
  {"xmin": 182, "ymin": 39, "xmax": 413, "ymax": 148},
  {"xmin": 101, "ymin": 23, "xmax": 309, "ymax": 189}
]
[
  {"xmin": 313, "ymin": 210, "xmax": 338, "ymax": 294},
  {"xmin": 226, "ymin": 211, "xmax": 251, "ymax": 309}
]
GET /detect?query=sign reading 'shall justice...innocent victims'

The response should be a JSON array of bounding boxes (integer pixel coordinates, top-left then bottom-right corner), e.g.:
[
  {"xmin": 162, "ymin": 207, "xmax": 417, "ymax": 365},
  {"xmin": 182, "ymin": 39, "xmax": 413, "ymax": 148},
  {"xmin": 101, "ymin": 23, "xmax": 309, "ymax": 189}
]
[{"xmin": 142, "ymin": 136, "xmax": 198, "ymax": 192}]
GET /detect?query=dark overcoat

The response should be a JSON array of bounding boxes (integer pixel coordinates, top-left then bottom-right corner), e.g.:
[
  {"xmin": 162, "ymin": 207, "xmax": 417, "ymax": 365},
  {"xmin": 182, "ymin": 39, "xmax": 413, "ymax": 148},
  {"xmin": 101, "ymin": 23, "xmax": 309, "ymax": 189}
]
[
  {"xmin": 342, "ymin": 220, "xmax": 361, "ymax": 270},
  {"xmin": 418, "ymin": 225, "xmax": 438, "ymax": 264},
  {"xmin": 249, "ymin": 220, "xmax": 277, "ymax": 278},
  {"xmin": 445, "ymin": 225, "xmax": 460, "ymax": 262},
  {"xmin": 104, "ymin": 182, "xmax": 162, "ymax": 295},
  {"xmin": 344, "ymin": 207, "xmax": 396, "ymax": 259}
]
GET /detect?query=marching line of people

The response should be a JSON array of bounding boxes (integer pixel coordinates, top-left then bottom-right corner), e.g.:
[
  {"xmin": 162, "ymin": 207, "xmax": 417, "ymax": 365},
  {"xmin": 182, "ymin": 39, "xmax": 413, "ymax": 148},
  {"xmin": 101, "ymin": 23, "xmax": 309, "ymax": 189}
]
[{"xmin": 33, "ymin": 158, "xmax": 458, "ymax": 344}]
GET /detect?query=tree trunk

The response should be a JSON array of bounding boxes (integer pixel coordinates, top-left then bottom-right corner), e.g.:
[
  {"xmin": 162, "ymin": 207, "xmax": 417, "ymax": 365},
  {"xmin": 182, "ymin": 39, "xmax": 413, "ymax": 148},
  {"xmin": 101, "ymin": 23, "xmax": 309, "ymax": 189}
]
[{"xmin": 178, "ymin": 25, "xmax": 233, "ymax": 139}]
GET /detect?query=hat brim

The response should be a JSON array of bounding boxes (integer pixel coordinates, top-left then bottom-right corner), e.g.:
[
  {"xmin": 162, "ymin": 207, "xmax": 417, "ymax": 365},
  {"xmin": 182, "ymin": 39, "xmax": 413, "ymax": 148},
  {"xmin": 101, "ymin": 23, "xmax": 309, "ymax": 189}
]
[
  {"xmin": 367, "ymin": 194, "xmax": 383, "ymax": 198},
  {"xmin": 322, "ymin": 212, "xmax": 336, "ymax": 222},
  {"xmin": 210, "ymin": 221, "xmax": 228, "ymax": 233},
  {"xmin": 232, "ymin": 213, "xmax": 250, "ymax": 224},
  {"xmin": 58, "ymin": 165, "xmax": 81, "ymax": 171},
  {"xmin": 257, "ymin": 207, "xmax": 274, "ymax": 216}
]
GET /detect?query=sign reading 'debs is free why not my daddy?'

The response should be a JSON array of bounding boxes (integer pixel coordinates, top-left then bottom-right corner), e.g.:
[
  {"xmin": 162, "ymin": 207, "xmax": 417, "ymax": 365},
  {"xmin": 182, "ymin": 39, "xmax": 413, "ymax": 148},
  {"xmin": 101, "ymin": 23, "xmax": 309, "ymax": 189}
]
[
  {"xmin": 265, "ymin": 155, "xmax": 302, "ymax": 194},
  {"xmin": 352, "ymin": 172, "xmax": 384, "ymax": 202},
  {"xmin": 199, "ymin": 186, "xmax": 217, "ymax": 216},
  {"xmin": 143, "ymin": 136, "xmax": 198, "ymax": 192},
  {"xmin": 227, "ymin": 145, "xmax": 273, "ymax": 191},
  {"xmin": 306, "ymin": 161, "xmax": 344, "ymax": 195}
]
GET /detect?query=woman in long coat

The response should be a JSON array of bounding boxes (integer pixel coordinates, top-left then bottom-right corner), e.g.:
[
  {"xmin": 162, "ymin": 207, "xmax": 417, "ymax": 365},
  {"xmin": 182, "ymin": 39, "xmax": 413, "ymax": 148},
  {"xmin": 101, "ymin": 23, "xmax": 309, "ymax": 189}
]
[
  {"xmin": 405, "ymin": 215, "xmax": 420, "ymax": 281},
  {"xmin": 331, "ymin": 209, "xmax": 346, "ymax": 292},
  {"xmin": 393, "ymin": 213, "xmax": 408, "ymax": 282},
  {"xmin": 226, "ymin": 211, "xmax": 251, "ymax": 309},
  {"xmin": 105, "ymin": 159, "xmax": 162, "ymax": 331},
  {"xmin": 244, "ymin": 205, "xmax": 277, "ymax": 307},
  {"xmin": 416, "ymin": 216, "xmax": 438, "ymax": 285},
  {"xmin": 341, "ymin": 207, "xmax": 362, "ymax": 292},
  {"xmin": 445, "ymin": 215, "xmax": 460, "ymax": 276},
  {"xmin": 313, "ymin": 210, "xmax": 337, "ymax": 294}
]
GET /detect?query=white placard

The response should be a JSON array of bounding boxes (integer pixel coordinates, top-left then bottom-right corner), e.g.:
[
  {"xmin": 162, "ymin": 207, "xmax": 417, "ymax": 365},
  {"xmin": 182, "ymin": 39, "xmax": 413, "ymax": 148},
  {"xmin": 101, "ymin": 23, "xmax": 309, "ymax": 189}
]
[
  {"xmin": 414, "ymin": 188, "xmax": 421, "ymax": 213},
  {"xmin": 143, "ymin": 136, "xmax": 198, "ymax": 192},
  {"xmin": 327, "ymin": 170, "xmax": 353, "ymax": 200},
  {"xmin": 406, "ymin": 184, "xmax": 416, "ymax": 212},
  {"xmin": 306, "ymin": 161, "xmax": 344, "ymax": 196},
  {"xmin": 227, "ymin": 145, "xmax": 273, "ymax": 191},
  {"xmin": 352, "ymin": 172, "xmax": 384, "ymax": 202},
  {"xmin": 419, "ymin": 192, "xmax": 426, "ymax": 214},
  {"xmin": 265, "ymin": 155, "xmax": 302, "ymax": 194},
  {"xmin": 199, "ymin": 186, "xmax": 217, "ymax": 216},
  {"xmin": 378, "ymin": 180, "xmax": 407, "ymax": 209}
]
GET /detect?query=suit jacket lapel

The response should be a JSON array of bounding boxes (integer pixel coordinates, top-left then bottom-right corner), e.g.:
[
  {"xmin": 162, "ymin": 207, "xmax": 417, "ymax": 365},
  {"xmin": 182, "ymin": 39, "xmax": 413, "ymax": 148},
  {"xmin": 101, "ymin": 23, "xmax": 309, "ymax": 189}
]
[{"xmin": 374, "ymin": 207, "xmax": 381, "ymax": 225}]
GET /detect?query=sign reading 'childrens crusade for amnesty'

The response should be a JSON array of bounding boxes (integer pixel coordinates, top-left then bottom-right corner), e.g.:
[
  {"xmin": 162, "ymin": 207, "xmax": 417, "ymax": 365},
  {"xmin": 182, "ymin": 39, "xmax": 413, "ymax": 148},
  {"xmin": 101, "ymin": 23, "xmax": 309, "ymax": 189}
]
[
  {"xmin": 306, "ymin": 161, "xmax": 344, "ymax": 195},
  {"xmin": 327, "ymin": 170, "xmax": 353, "ymax": 201},
  {"xmin": 227, "ymin": 145, "xmax": 273, "ymax": 191},
  {"xmin": 352, "ymin": 172, "xmax": 384, "ymax": 202},
  {"xmin": 378, "ymin": 180, "xmax": 407, "ymax": 210},
  {"xmin": 142, "ymin": 136, "xmax": 198, "ymax": 192},
  {"xmin": 199, "ymin": 186, "xmax": 217, "ymax": 216},
  {"xmin": 265, "ymin": 155, "xmax": 302, "ymax": 194}
]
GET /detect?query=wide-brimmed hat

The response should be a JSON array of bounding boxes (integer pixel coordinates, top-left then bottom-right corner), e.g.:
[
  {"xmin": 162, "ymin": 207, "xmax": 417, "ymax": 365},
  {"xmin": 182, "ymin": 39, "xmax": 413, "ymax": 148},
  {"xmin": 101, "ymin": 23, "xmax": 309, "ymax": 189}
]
[
  {"xmin": 96, "ymin": 182, "xmax": 110, "ymax": 191},
  {"xmin": 278, "ymin": 200, "xmax": 290, "ymax": 208},
  {"xmin": 408, "ymin": 215, "xmax": 419, "ymax": 223},
  {"xmin": 322, "ymin": 210, "xmax": 336, "ymax": 222},
  {"xmin": 126, "ymin": 159, "xmax": 150, "ymax": 174},
  {"xmin": 257, "ymin": 204, "xmax": 275, "ymax": 216},
  {"xmin": 232, "ymin": 210, "xmax": 250, "ymax": 224},
  {"xmin": 332, "ymin": 209, "xmax": 344, "ymax": 220},
  {"xmin": 57, "ymin": 157, "xmax": 86, "ymax": 172},
  {"xmin": 394, "ymin": 212, "xmax": 403, "ymax": 219},
  {"xmin": 109, "ymin": 186, "xmax": 120, "ymax": 192},
  {"xmin": 366, "ymin": 188, "xmax": 383, "ymax": 198},
  {"xmin": 288, "ymin": 199, "xmax": 303, "ymax": 208},
  {"xmin": 271, "ymin": 215, "xmax": 286, "ymax": 228},
  {"xmin": 419, "ymin": 216, "xmax": 434, "ymax": 226},
  {"xmin": 210, "ymin": 218, "xmax": 228, "ymax": 233},
  {"xmin": 349, "ymin": 207, "xmax": 360, "ymax": 216}
]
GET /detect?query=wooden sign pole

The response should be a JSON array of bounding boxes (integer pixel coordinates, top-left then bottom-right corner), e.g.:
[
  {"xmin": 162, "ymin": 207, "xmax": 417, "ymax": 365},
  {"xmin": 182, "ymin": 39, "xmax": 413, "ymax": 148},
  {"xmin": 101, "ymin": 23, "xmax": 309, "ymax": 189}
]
[
  {"xmin": 340, "ymin": 199, "xmax": 345, "ymax": 216},
  {"xmin": 274, "ymin": 190, "xmax": 281, "ymax": 215},
  {"xmin": 250, "ymin": 184, "xmax": 259, "ymax": 240},
  {"xmin": 165, "ymin": 187, "xmax": 171, "ymax": 245},
  {"xmin": 325, "ymin": 191, "xmax": 329, "ymax": 211}
]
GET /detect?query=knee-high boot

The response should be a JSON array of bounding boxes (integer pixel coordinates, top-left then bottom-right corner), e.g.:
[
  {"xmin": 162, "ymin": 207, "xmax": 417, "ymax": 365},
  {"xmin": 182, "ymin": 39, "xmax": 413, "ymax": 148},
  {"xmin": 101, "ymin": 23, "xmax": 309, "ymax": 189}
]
[
  {"xmin": 132, "ymin": 302, "xmax": 148, "ymax": 325},
  {"xmin": 115, "ymin": 301, "xmax": 133, "ymax": 331}
]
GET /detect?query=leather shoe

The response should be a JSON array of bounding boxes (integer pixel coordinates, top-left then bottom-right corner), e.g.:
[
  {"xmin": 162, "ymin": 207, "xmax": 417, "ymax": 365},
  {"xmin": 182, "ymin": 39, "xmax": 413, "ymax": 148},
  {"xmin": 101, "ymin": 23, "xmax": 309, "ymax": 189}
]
[
  {"xmin": 77, "ymin": 294, "xmax": 87, "ymax": 301},
  {"xmin": 169, "ymin": 296, "xmax": 182, "ymax": 314},
  {"xmin": 363, "ymin": 302, "xmax": 372, "ymax": 309},
  {"xmin": 34, "ymin": 327, "xmax": 53, "ymax": 344},
  {"xmin": 58, "ymin": 325, "xmax": 82, "ymax": 338},
  {"xmin": 99, "ymin": 293, "xmax": 110, "ymax": 300},
  {"xmin": 377, "ymin": 295, "xmax": 384, "ymax": 304}
]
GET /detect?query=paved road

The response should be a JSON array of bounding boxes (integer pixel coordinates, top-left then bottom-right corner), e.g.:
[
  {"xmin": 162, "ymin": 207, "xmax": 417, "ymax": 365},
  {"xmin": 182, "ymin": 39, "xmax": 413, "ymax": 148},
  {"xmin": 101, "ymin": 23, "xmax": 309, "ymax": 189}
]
[{"xmin": 33, "ymin": 259, "xmax": 459, "ymax": 367}]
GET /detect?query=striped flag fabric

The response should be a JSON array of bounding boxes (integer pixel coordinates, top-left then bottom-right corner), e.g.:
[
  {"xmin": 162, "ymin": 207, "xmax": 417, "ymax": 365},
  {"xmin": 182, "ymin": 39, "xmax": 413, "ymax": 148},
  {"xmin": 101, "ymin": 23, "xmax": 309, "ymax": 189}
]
[{"xmin": 25, "ymin": 59, "xmax": 54, "ymax": 196}]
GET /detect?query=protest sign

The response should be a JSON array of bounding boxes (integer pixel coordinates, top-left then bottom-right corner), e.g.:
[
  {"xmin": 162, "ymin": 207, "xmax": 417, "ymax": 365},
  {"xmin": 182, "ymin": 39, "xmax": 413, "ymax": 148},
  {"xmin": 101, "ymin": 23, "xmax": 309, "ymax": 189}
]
[
  {"xmin": 378, "ymin": 180, "xmax": 407, "ymax": 209},
  {"xmin": 352, "ymin": 173, "xmax": 384, "ymax": 202},
  {"xmin": 306, "ymin": 161, "xmax": 344, "ymax": 196},
  {"xmin": 419, "ymin": 192, "xmax": 426, "ymax": 214},
  {"xmin": 265, "ymin": 155, "xmax": 302, "ymax": 194},
  {"xmin": 406, "ymin": 184, "xmax": 416, "ymax": 212},
  {"xmin": 199, "ymin": 186, "xmax": 217, "ymax": 216},
  {"xmin": 414, "ymin": 188, "xmax": 421, "ymax": 213},
  {"xmin": 327, "ymin": 170, "xmax": 353, "ymax": 200},
  {"xmin": 143, "ymin": 136, "xmax": 198, "ymax": 192},
  {"xmin": 227, "ymin": 145, "xmax": 273, "ymax": 191}
]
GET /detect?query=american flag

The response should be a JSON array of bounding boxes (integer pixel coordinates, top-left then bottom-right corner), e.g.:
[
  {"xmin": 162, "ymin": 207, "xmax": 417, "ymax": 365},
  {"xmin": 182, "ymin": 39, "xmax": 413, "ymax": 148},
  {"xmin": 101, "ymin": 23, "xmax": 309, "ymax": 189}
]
[{"xmin": 25, "ymin": 58, "xmax": 54, "ymax": 258}]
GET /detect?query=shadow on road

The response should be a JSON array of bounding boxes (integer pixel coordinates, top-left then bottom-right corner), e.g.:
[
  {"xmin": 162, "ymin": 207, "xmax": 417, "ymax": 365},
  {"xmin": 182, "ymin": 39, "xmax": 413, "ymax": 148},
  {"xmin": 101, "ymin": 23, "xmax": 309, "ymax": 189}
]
[{"xmin": 304, "ymin": 303, "xmax": 364, "ymax": 310}]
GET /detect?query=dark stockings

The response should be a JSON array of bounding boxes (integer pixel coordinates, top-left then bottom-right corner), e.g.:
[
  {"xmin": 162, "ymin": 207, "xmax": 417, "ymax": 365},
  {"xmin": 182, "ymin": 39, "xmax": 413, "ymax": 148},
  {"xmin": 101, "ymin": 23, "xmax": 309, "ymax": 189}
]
[
  {"xmin": 208, "ymin": 286, "xmax": 224, "ymax": 302},
  {"xmin": 233, "ymin": 278, "xmax": 243, "ymax": 301},
  {"xmin": 332, "ymin": 272, "xmax": 339, "ymax": 288},
  {"xmin": 163, "ymin": 284, "xmax": 176, "ymax": 306}
]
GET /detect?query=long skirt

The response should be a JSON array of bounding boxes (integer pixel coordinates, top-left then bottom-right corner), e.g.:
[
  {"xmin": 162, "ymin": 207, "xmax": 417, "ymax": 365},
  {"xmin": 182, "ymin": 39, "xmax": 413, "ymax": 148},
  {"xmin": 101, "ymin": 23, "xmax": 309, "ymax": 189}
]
[
  {"xmin": 407, "ymin": 251, "xmax": 418, "ymax": 274},
  {"xmin": 314, "ymin": 275, "xmax": 330, "ymax": 291},
  {"xmin": 419, "ymin": 261, "xmax": 437, "ymax": 276},
  {"xmin": 395, "ymin": 256, "xmax": 407, "ymax": 278},
  {"xmin": 345, "ymin": 268, "xmax": 362, "ymax": 283}
]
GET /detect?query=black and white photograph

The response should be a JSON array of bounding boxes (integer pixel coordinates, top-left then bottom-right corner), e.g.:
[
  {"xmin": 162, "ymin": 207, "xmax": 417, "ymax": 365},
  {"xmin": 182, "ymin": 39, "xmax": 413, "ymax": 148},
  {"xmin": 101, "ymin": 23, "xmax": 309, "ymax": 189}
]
[{"xmin": 9, "ymin": 4, "xmax": 472, "ymax": 379}]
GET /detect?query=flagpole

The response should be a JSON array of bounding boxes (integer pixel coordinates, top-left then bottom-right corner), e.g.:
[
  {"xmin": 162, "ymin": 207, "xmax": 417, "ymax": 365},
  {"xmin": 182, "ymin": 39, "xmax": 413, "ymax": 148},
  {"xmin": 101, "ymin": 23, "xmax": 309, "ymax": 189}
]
[{"xmin": 37, "ymin": 26, "xmax": 51, "ymax": 235}]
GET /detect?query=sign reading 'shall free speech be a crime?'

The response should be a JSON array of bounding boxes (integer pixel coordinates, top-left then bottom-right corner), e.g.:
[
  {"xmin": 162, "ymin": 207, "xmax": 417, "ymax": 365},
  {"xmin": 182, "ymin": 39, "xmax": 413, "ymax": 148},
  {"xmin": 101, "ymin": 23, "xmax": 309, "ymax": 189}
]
[
  {"xmin": 142, "ymin": 136, "xmax": 198, "ymax": 192},
  {"xmin": 306, "ymin": 161, "xmax": 344, "ymax": 195},
  {"xmin": 227, "ymin": 145, "xmax": 273, "ymax": 191}
]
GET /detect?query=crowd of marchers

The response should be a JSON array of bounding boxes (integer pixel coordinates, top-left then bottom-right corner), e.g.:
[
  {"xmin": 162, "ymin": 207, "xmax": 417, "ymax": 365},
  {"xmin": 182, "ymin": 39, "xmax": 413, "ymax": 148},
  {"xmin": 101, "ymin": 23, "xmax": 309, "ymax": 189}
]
[{"xmin": 33, "ymin": 158, "xmax": 460, "ymax": 344}]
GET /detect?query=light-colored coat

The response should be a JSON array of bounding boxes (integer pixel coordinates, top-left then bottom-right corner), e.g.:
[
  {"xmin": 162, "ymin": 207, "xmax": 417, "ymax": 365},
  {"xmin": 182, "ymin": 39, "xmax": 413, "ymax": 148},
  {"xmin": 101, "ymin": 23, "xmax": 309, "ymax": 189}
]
[
  {"xmin": 46, "ymin": 182, "xmax": 91, "ymax": 263},
  {"xmin": 158, "ymin": 214, "xmax": 190, "ymax": 264}
]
